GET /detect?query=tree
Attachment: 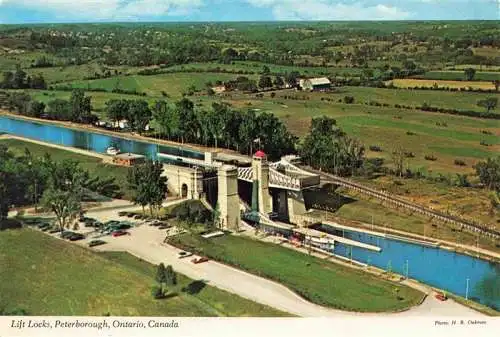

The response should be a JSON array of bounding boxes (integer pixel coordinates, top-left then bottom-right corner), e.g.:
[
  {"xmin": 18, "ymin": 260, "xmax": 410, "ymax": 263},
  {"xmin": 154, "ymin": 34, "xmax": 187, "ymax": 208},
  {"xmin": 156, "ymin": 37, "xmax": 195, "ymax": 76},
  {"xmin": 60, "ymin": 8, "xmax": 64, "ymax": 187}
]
[
  {"xmin": 106, "ymin": 99, "xmax": 130, "ymax": 125},
  {"xmin": 274, "ymin": 76, "xmax": 284, "ymax": 88},
  {"xmin": 155, "ymin": 263, "xmax": 167, "ymax": 293},
  {"xmin": 41, "ymin": 188, "xmax": 82, "ymax": 232},
  {"xmin": 47, "ymin": 99, "xmax": 71, "ymax": 121},
  {"xmin": 128, "ymin": 100, "xmax": 152, "ymax": 134},
  {"xmin": 258, "ymin": 75, "xmax": 273, "ymax": 89},
  {"xmin": 153, "ymin": 100, "xmax": 179, "ymax": 140},
  {"xmin": 493, "ymin": 80, "xmax": 500, "ymax": 92},
  {"xmin": 391, "ymin": 146, "xmax": 406, "ymax": 178},
  {"xmin": 128, "ymin": 160, "xmax": 168, "ymax": 216},
  {"xmin": 474, "ymin": 156, "xmax": 500, "ymax": 191},
  {"xmin": 69, "ymin": 89, "xmax": 92, "ymax": 123},
  {"xmin": 464, "ymin": 68, "xmax": 476, "ymax": 81},
  {"xmin": 262, "ymin": 65, "xmax": 270, "ymax": 75},
  {"xmin": 165, "ymin": 265, "xmax": 177, "ymax": 288},
  {"xmin": 28, "ymin": 101, "xmax": 46, "ymax": 118},
  {"xmin": 343, "ymin": 96, "xmax": 355, "ymax": 104},
  {"xmin": 477, "ymin": 97, "xmax": 498, "ymax": 113},
  {"xmin": 285, "ymin": 71, "xmax": 300, "ymax": 87}
]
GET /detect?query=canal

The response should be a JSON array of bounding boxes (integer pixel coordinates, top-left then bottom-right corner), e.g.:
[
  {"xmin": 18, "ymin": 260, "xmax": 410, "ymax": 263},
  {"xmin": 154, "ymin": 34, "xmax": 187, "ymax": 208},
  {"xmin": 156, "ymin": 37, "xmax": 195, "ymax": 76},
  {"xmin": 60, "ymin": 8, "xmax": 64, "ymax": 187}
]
[
  {"xmin": 0, "ymin": 116, "xmax": 203, "ymax": 160},
  {"xmin": 312, "ymin": 223, "xmax": 500, "ymax": 311}
]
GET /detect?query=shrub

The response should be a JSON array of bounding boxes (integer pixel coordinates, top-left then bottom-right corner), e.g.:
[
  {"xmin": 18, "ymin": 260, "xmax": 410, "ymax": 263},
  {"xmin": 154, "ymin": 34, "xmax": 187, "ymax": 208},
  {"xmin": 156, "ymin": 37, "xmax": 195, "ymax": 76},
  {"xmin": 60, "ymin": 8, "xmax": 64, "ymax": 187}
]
[
  {"xmin": 424, "ymin": 155, "xmax": 437, "ymax": 161},
  {"xmin": 480, "ymin": 140, "xmax": 490, "ymax": 146},
  {"xmin": 369, "ymin": 145, "xmax": 383, "ymax": 152},
  {"xmin": 454, "ymin": 159, "xmax": 466, "ymax": 166},
  {"xmin": 406, "ymin": 131, "xmax": 416, "ymax": 136},
  {"xmin": 343, "ymin": 96, "xmax": 355, "ymax": 104},
  {"xmin": 404, "ymin": 151, "xmax": 415, "ymax": 158},
  {"xmin": 152, "ymin": 286, "xmax": 165, "ymax": 300}
]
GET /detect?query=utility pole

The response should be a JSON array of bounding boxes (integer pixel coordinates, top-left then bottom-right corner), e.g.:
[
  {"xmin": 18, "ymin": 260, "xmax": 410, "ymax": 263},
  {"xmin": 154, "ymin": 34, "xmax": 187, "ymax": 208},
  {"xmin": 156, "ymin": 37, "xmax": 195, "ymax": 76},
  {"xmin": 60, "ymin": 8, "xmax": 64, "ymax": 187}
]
[{"xmin": 465, "ymin": 278, "xmax": 470, "ymax": 300}]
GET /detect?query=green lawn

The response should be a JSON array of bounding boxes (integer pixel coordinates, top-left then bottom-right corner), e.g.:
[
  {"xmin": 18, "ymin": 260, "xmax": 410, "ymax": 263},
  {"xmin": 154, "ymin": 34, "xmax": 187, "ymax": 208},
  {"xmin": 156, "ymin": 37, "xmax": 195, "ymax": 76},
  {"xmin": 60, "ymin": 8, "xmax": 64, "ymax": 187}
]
[
  {"xmin": 0, "ymin": 229, "xmax": 289, "ymax": 316},
  {"xmin": 169, "ymin": 233, "xmax": 424, "ymax": 312},
  {"xmin": 0, "ymin": 138, "xmax": 133, "ymax": 199}
]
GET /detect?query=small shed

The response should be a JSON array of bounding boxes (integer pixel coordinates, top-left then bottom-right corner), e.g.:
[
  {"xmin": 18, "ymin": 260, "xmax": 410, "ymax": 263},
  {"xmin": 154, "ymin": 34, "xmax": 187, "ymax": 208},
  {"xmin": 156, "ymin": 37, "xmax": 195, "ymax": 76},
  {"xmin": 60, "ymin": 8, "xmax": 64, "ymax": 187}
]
[
  {"xmin": 300, "ymin": 77, "xmax": 331, "ymax": 91},
  {"xmin": 113, "ymin": 153, "xmax": 146, "ymax": 167}
]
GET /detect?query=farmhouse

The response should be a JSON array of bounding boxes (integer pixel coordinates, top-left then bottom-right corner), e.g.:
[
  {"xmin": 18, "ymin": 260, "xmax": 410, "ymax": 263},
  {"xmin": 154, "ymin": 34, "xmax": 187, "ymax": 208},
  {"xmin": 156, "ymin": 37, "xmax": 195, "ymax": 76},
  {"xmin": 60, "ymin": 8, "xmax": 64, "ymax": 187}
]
[
  {"xmin": 299, "ymin": 77, "xmax": 332, "ymax": 91},
  {"xmin": 112, "ymin": 153, "xmax": 146, "ymax": 167}
]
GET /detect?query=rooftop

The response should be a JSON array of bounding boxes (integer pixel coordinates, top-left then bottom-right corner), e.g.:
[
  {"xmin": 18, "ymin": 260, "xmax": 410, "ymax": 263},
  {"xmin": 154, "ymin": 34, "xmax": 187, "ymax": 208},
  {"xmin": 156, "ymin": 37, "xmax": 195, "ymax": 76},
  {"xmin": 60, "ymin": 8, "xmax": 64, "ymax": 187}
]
[
  {"xmin": 114, "ymin": 153, "xmax": 146, "ymax": 160},
  {"xmin": 307, "ymin": 77, "xmax": 331, "ymax": 86}
]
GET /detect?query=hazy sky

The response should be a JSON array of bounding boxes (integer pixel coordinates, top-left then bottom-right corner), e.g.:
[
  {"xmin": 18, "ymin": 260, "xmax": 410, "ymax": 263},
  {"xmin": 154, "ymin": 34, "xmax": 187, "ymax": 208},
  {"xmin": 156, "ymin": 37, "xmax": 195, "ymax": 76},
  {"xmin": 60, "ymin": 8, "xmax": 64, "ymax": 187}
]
[{"xmin": 0, "ymin": 0, "xmax": 498, "ymax": 23}]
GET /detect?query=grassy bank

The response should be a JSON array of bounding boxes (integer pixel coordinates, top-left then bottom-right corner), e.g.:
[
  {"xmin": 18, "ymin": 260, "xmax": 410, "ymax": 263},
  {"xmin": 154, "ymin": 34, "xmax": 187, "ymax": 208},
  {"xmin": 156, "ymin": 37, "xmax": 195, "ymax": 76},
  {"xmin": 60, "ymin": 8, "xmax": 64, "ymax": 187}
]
[
  {"xmin": 168, "ymin": 233, "xmax": 424, "ymax": 312},
  {"xmin": 0, "ymin": 229, "xmax": 289, "ymax": 316},
  {"xmin": 0, "ymin": 138, "xmax": 133, "ymax": 200}
]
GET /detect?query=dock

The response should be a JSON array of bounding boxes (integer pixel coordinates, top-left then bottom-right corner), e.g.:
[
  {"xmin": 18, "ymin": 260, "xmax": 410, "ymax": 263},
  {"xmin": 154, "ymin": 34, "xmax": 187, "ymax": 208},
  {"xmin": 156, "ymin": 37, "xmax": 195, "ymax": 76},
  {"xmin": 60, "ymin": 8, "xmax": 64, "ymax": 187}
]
[{"xmin": 293, "ymin": 227, "xmax": 382, "ymax": 252}]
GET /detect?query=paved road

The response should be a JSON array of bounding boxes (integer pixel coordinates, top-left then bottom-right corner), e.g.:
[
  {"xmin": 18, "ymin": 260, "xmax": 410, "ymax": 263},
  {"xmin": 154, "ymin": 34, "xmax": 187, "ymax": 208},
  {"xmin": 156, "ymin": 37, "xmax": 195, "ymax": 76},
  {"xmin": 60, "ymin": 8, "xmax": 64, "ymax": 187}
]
[{"xmin": 81, "ymin": 206, "xmax": 484, "ymax": 318}]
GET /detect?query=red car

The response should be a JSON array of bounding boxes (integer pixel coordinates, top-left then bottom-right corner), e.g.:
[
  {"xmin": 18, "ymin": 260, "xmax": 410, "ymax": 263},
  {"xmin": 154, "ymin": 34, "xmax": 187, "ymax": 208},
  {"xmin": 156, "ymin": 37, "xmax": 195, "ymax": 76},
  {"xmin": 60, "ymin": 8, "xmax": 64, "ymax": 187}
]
[
  {"xmin": 112, "ymin": 230, "xmax": 130, "ymax": 237},
  {"xmin": 435, "ymin": 292, "xmax": 448, "ymax": 301},
  {"xmin": 191, "ymin": 257, "xmax": 209, "ymax": 264}
]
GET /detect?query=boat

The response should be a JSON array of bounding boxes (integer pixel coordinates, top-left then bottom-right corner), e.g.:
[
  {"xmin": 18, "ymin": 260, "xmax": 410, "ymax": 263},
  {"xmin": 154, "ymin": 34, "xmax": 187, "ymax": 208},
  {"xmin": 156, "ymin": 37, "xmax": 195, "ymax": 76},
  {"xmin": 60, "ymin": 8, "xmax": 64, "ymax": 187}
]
[{"xmin": 106, "ymin": 146, "xmax": 120, "ymax": 155}]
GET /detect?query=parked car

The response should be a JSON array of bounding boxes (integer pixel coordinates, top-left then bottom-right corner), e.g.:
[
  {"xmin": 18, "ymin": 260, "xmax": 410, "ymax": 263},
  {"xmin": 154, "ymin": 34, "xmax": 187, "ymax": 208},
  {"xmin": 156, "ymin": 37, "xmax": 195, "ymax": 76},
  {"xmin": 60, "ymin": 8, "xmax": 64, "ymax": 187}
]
[
  {"xmin": 88, "ymin": 240, "xmax": 107, "ymax": 247},
  {"xmin": 435, "ymin": 292, "xmax": 448, "ymax": 301},
  {"xmin": 69, "ymin": 233, "xmax": 85, "ymax": 241},
  {"xmin": 158, "ymin": 225, "xmax": 169, "ymax": 230},
  {"xmin": 112, "ymin": 230, "xmax": 130, "ymax": 237},
  {"xmin": 61, "ymin": 231, "xmax": 76, "ymax": 239},
  {"xmin": 133, "ymin": 214, "xmax": 142, "ymax": 219},
  {"xmin": 48, "ymin": 228, "xmax": 60, "ymax": 234},
  {"xmin": 37, "ymin": 222, "xmax": 50, "ymax": 229},
  {"xmin": 191, "ymin": 257, "xmax": 209, "ymax": 264},
  {"xmin": 178, "ymin": 251, "xmax": 193, "ymax": 259},
  {"xmin": 126, "ymin": 213, "xmax": 136, "ymax": 218},
  {"xmin": 118, "ymin": 211, "xmax": 128, "ymax": 217}
]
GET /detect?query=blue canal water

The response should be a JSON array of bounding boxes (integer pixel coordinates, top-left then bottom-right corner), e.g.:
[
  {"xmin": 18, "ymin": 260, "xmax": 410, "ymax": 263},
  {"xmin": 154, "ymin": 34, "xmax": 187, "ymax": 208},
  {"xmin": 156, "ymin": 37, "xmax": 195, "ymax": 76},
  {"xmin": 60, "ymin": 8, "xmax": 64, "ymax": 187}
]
[
  {"xmin": 0, "ymin": 116, "xmax": 203, "ymax": 160},
  {"xmin": 316, "ymin": 224, "xmax": 500, "ymax": 310}
]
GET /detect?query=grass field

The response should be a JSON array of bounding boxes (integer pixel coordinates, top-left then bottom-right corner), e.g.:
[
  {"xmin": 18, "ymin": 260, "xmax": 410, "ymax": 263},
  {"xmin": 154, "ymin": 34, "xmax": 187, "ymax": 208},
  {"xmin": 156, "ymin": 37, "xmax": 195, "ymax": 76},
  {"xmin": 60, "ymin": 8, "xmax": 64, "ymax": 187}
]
[
  {"xmin": 0, "ymin": 229, "xmax": 288, "ymax": 316},
  {"xmin": 62, "ymin": 72, "xmax": 250, "ymax": 98},
  {"xmin": 0, "ymin": 138, "xmax": 134, "ymax": 199},
  {"xmin": 322, "ymin": 86, "xmax": 496, "ymax": 112},
  {"xmin": 25, "ymin": 63, "xmax": 146, "ymax": 84},
  {"xmin": 388, "ymin": 79, "xmax": 496, "ymax": 90},
  {"xmin": 205, "ymin": 90, "xmax": 500, "ymax": 174},
  {"xmin": 169, "ymin": 233, "xmax": 424, "ymax": 312},
  {"xmin": 421, "ymin": 71, "xmax": 500, "ymax": 82},
  {"xmin": 25, "ymin": 90, "xmax": 155, "ymax": 115}
]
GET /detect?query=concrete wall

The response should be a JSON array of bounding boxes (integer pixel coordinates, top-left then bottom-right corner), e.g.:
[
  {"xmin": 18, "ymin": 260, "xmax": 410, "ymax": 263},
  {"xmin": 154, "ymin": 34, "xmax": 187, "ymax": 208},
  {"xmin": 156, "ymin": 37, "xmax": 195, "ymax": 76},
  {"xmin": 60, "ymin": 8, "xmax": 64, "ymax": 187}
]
[
  {"xmin": 217, "ymin": 165, "xmax": 240, "ymax": 231},
  {"xmin": 162, "ymin": 164, "xmax": 203, "ymax": 200},
  {"xmin": 252, "ymin": 157, "xmax": 272, "ymax": 214},
  {"xmin": 287, "ymin": 190, "xmax": 307, "ymax": 225}
]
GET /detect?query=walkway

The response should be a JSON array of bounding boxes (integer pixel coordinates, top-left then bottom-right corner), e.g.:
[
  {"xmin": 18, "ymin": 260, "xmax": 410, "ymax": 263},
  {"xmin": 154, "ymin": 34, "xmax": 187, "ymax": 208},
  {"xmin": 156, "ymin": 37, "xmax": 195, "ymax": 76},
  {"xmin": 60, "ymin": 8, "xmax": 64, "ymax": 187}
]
[{"xmin": 80, "ymin": 205, "xmax": 484, "ymax": 318}]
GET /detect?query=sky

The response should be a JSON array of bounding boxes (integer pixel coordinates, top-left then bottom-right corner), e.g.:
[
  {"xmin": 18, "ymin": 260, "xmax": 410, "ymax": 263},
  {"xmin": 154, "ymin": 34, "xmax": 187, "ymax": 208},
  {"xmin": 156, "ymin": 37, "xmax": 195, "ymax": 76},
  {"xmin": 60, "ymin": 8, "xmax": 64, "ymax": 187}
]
[{"xmin": 0, "ymin": 0, "xmax": 498, "ymax": 24}]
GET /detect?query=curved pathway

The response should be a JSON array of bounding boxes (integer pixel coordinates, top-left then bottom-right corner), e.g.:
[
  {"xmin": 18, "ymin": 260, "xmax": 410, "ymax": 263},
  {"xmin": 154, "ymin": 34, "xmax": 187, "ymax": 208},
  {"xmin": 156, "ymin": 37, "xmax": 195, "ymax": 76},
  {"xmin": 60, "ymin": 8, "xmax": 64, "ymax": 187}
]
[{"xmin": 82, "ymin": 204, "xmax": 484, "ymax": 317}]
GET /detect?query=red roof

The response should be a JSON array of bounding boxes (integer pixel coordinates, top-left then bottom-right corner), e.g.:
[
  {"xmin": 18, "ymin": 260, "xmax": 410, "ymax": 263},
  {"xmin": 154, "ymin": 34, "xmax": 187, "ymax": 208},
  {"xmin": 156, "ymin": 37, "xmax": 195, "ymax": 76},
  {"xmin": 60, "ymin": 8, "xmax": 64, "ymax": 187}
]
[{"xmin": 254, "ymin": 150, "xmax": 266, "ymax": 158}]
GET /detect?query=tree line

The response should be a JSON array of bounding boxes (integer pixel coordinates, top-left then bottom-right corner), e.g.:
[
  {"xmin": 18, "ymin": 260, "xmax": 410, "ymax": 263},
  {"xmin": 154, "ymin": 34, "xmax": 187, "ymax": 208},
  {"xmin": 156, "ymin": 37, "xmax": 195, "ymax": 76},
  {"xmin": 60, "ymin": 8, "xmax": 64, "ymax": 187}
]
[
  {"xmin": 1, "ymin": 66, "xmax": 47, "ymax": 90},
  {"xmin": 0, "ymin": 147, "xmax": 120, "ymax": 227}
]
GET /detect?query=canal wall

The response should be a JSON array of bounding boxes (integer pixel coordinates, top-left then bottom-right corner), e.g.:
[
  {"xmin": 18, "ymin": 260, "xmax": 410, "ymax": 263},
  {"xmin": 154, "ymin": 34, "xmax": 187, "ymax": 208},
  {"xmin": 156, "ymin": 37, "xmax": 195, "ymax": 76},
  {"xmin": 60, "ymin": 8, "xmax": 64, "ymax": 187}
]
[{"xmin": 0, "ymin": 134, "xmax": 110, "ymax": 161}]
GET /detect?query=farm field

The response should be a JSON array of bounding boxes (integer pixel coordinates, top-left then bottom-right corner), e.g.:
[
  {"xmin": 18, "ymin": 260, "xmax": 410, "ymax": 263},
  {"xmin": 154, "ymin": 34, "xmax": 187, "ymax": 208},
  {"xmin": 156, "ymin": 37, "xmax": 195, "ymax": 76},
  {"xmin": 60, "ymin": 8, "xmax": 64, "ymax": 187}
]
[
  {"xmin": 61, "ymin": 72, "xmax": 252, "ymax": 98},
  {"xmin": 165, "ymin": 61, "xmax": 364, "ymax": 77},
  {"xmin": 388, "ymin": 79, "xmax": 497, "ymax": 90},
  {"xmin": 0, "ymin": 229, "xmax": 288, "ymax": 316},
  {"xmin": 421, "ymin": 71, "xmax": 500, "ymax": 82},
  {"xmin": 168, "ymin": 233, "xmax": 424, "ymax": 312},
  {"xmin": 203, "ymin": 91, "xmax": 500, "ymax": 174}
]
